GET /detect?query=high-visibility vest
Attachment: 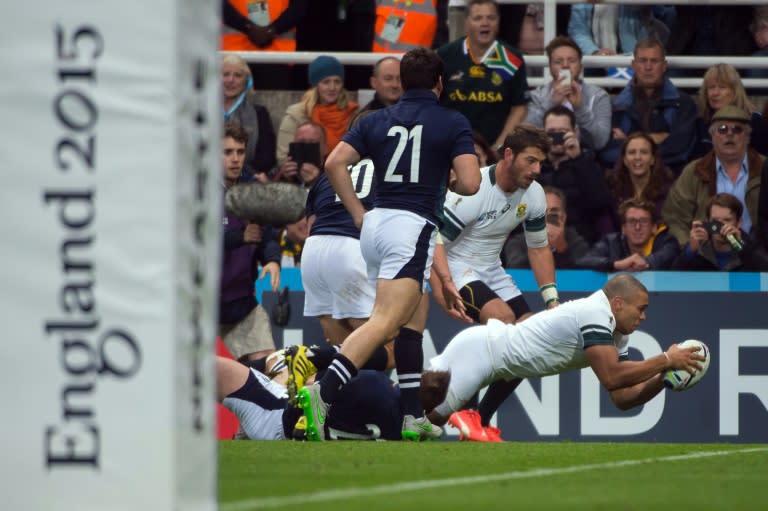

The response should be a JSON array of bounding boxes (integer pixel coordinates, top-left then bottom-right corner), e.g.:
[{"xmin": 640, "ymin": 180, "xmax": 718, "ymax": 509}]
[
  {"xmin": 373, "ymin": 0, "xmax": 437, "ymax": 53},
  {"xmin": 221, "ymin": 0, "xmax": 296, "ymax": 52}
]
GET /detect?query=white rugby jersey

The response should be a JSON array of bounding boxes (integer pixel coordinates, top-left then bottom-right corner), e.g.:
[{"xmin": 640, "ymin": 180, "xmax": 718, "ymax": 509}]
[
  {"xmin": 440, "ymin": 164, "xmax": 548, "ymax": 271},
  {"xmin": 487, "ymin": 290, "xmax": 630, "ymax": 379}
]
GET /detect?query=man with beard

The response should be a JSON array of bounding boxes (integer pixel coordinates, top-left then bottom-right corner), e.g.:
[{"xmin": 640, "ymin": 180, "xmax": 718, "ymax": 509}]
[{"xmin": 430, "ymin": 124, "xmax": 557, "ymax": 441}]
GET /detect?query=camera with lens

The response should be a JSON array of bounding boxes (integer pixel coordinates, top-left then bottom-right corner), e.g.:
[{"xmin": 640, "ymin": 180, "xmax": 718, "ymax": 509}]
[
  {"xmin": 286, "ymin": 141, "xmax": 322, "ymax": 184},
  {"xmin": 548, "ymin": 131, "xmax": 566, "ymax": 146},
  {"xmin": 702, "ymin": 220, "xmax": 723, "ymax": 237},
  {"xmin": 289, "ymin": 142, "xmax": 321, "ymax": 169}
]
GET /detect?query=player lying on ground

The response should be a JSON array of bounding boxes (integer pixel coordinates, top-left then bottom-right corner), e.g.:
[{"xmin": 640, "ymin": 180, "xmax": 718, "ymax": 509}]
[
  {"xmin": 217, "ymin": 349, "xmax": 448, "ymax": 441},
  {"xmin": 422, "ymin": 274, "xmax": 706, "ymax": 438}
]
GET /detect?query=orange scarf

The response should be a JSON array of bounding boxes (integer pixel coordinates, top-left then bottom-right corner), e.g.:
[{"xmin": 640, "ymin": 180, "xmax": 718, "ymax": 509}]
[{"xmin": 311, "ymin": 102, "xmax": 358, "ymax": 156}]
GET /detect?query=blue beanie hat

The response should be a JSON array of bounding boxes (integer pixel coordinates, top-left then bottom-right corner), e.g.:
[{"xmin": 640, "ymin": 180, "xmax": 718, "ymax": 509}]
[{"xmin": 308, "ymin": 55, "xmax": 344, "ymax": 86}]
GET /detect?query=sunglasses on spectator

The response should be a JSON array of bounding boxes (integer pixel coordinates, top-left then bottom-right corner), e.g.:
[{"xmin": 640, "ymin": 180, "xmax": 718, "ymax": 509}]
[
  {"xmin": 715, "ymin": 124, "xmax": 745, "ymax": 135},
  {"xmin": 624, "ymin": 218, "xmax": 651, "ymax": 227}
]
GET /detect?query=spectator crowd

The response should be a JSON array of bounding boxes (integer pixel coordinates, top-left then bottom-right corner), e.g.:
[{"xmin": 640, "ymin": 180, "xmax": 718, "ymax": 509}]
[{"xmin": 219, "ymin": 0, "xmax": 768, "ymax": 280}]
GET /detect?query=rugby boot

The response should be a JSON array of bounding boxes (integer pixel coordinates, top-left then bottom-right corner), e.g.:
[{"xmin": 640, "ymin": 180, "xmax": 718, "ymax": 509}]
[
  {"xmin": 402, "ymin": 414, "xmax": 443, "ymax": 441},
  {"xmin": 296, "ymin": 383, "xmax": 328, "ymax": 441},
  {"xmin": 285, "ymin": 345, "xmax": 317, "ymax": 406},
  {"xmin": 448, "ymin": 409, "xmax": 489, "ymax": 442}
]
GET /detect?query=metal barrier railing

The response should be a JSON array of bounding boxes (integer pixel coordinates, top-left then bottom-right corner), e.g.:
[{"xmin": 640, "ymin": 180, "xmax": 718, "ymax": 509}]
[{"xmin": 222, "ymin": 51, "xmax": 768, "ymax": 90}]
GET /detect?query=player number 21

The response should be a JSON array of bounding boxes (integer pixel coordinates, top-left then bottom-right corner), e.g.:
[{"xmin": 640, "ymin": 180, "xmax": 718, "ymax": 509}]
[{"xmin": 384, "ymin": 125, "xmax": 422, "ymax": 183}]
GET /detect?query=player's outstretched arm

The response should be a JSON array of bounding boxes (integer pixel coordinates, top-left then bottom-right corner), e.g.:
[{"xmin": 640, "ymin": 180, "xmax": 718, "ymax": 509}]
[
  {"xmin": 607, "ymin": 373, "xmax": 665, "ymax": 411},
  {"xmin": 606, "ymin": 342, "xmax": 707, "ymax": 410},
  {"xmin": 585, "ymin": 344, "xmax": 670, "ymax": 392},
  {"xmin": 450, "ymin": 154, "xmax": 481, "ymax": 196},
  {"xmin": 585, "ymin": 344, "xmax": 705, "ymax": 393}
]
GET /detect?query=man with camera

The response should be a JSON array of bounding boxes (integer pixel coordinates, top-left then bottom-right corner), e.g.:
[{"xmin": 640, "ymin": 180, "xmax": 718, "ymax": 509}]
[
  {"xmin": 537, "ymin": 105, "xmax": 613, "ymax": 244},
  {"xmin": 663, "ymin": 105, "xmax": 766, "ymax": 249},
  {"xmin": 671, "ymin": 193, "xmax": 768, "ymax": 271},
  {"xmin": 272, "ymin": 121, "xmax": 326, "ymax": 187}
]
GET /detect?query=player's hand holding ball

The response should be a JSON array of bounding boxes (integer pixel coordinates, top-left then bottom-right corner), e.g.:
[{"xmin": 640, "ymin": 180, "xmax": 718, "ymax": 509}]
[{"xmin": 662, "ymin": 339, "xmax": 711, "ymax": 391}]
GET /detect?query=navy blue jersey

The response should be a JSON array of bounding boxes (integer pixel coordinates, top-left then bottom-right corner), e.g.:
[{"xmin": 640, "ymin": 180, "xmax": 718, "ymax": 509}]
[
  {"xmin": 305, "ymin": 159, "xmax": 376, "ymax": 239},
  {"xmin": 325, "ymin": 371, "xmax": 403, "ymax": 441},
  {"xmin": 342, "ymin": 89, "xmax": 476, "ymax": 227}
]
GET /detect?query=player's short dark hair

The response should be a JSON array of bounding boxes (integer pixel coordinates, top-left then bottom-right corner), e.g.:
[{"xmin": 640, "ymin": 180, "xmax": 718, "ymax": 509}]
[
  {"xmin": 543, "ymin": 104, "xmax": 576, "ymax": 131},
  {"xmin": 502, "ymin": 124, "xmax": 551, "ymax": 155},
  {"xmin": 420, "ymin": 370, "xmax": 451, "ymax": 413},
  {"xmin": 400, "ymin": 47, "xmax": 443, "ymax": 91},
  {"xmin": 603, "ymin": 274, "xmax": 648, "ymax": 300},
  {"xmin": 707, "ymin": 193, "xmax": 743, "ymax": 220},
  {"xmin": 545, "ymin": 35, "xmax": 582, "ymax": 61},
  {"xmin": 224, "ymin": 122, "xmax": 248, "ymax": 145}
]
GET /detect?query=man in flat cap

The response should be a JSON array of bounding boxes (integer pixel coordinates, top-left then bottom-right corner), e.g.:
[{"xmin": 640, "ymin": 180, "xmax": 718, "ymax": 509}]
[{"xmin": 662, "ymin": 105, "xmax": 766, "ymax": 248}]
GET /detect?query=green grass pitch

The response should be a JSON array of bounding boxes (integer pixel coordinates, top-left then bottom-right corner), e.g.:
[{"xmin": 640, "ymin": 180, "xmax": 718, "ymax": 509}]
[{"xmin": 219, "ymin": 441, "xmax": 768, "ymax": 511}]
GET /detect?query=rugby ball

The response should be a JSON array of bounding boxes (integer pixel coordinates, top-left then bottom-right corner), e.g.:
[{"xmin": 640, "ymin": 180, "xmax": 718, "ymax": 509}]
[{"xmin": 662, "ymin": 339, "xmax": 711, "ymax": 391}]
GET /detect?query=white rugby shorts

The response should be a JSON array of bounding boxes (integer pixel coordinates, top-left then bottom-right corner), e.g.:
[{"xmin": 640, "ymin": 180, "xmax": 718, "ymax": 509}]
[
  {"xmin": 428, "ymin": 324, "xmax": 496, "ymax": 418},
  {"xmin": 360, "ymin": 208, "xmax": 436, "ymax": 292},
  {"xmin": 301, "ymin": 235, "xmax": 375, "ymax": 319}
]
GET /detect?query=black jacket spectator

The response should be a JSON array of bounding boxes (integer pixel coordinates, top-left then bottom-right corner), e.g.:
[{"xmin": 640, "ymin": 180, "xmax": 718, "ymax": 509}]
[{"xmin": 577, "ymin": 228, "xmax": 679, "ymax": 272}]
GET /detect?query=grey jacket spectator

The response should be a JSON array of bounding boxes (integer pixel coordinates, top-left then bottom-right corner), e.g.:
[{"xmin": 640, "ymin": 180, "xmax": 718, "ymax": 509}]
[
  {"xmin": 525, "ymin": 36, "xmax": 611, "ymax": 151},
  {"xmin": 527, "ymin": 83, "xmax": 610, "ymax": 152}
]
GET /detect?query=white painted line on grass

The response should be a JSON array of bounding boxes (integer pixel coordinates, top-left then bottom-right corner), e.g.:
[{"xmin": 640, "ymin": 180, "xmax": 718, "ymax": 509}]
[{"xmin": 221, "ymin": 446, "xmax": 768, "ymax": 511}]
